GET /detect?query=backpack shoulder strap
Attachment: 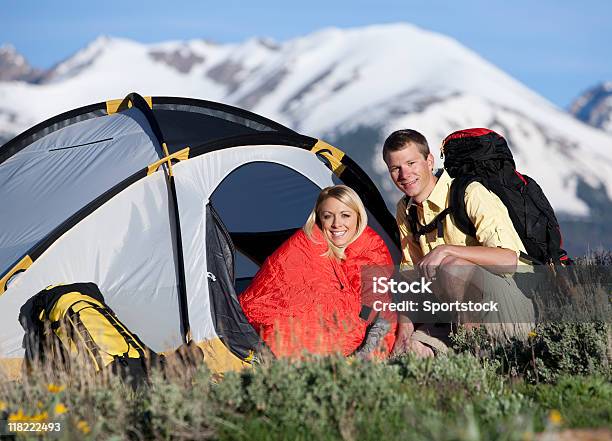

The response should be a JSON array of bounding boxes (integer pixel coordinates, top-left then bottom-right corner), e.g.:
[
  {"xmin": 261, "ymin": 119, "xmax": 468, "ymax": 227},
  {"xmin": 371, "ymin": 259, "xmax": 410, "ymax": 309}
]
[
  {"xmin": 407, "ymin": 204, "xmax": 452, "ymax": 241},
  {"xmin": 404, "ymin": 170, "xmax": 453, "ymax": 242},
  {"xmin": 64, "ymin": 304, "xmax": 106, "ymax": 370},
  {"xmin": 82, "ymin": 301, "xmax": 151, "ymax": 359},
  {"xmin": 407, "ymin": 204, "xmax": 419, "ymax": 242},
  {"xmin": 449, "ymin": 175, "xmax": 478, "ymax": 237}
]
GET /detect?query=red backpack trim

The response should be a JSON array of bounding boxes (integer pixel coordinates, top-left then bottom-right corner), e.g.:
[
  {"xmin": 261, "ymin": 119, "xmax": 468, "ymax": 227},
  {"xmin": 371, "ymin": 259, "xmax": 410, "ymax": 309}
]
[
  {"xmin": 442, "ymin": 128, "xmax": 496, "ymax": 146},
  {"xmin": 514, "ymin": 170, "xmax": 528, "ymax": 186}
]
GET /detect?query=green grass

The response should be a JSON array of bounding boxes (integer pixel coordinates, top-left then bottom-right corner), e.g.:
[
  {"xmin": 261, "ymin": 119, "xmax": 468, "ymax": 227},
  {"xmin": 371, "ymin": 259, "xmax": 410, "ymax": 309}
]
[{"xmin": 1, "ymin": 345, "xmax": 610, "ymax": 440}]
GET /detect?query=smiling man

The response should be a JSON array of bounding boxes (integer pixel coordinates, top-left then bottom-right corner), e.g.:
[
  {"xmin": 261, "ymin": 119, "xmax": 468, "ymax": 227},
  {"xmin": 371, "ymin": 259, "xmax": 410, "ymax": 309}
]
[{"xmin": 382, "ymin": 129, "xmax": 534, "ymax": 356}]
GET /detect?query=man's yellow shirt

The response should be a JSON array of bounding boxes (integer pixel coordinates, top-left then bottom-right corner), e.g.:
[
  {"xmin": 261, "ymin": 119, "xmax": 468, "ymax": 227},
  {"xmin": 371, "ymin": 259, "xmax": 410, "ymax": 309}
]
[{"xmin": 396, "ymin": 170, "xmax": 530, "ymax": 270}]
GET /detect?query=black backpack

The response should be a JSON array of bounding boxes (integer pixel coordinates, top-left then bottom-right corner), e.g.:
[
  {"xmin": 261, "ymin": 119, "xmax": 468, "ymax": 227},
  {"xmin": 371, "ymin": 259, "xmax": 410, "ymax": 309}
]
[{"xmin": 407, "ymin": 128, "xmax": 570, "ymax": 265}]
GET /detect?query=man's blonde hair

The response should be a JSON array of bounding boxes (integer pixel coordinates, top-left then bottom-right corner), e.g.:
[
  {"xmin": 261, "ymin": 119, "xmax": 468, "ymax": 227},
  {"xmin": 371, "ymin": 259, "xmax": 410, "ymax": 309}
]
[{"xmin": 303, "ymin": 185, "xmax": 368, "ymax": 259}]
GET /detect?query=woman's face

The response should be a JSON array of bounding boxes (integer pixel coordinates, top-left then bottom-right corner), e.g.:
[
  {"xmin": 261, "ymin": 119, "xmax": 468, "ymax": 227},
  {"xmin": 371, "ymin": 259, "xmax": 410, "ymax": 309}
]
[{"xmin": 318, "ymin": 197, "xmax": 359, "ymax": 247}]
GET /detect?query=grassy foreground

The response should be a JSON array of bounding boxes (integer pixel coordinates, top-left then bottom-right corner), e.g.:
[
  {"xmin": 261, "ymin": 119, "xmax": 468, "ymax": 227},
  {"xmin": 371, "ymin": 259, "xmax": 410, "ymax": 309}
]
[
  {"xmin": 1, "ymin": 255, "xmax": 610, "ymax": 440},
  {"xmin": 1, "ymin": 326, "xmax": 610, "ymax": 441}
]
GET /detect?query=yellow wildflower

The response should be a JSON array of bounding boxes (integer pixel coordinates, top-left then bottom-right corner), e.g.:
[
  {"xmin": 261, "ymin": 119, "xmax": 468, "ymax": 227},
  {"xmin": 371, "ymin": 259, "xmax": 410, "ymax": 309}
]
[
  {"xmin": 528, "ymin": 330, "xmax": 537, "ymax": 339},
  {"xmin": 76, "ymin": 420, "xmax": 91, "ymax": 434},
  {"xmin": 37, "ymin": 401, "xmax": 44, "ymax": 409},
  {"xmin": 54, "ymin": 403, "xmax": 68, "ymax": 415},
  {"xmin": 8, "ymin": 409, "xmax": 48, "ymax": 422},
  {"xmin": 8, "ymin": 408, "xmax": 26, "ymax": 422},
  {"xmin": 30, "ymin": 411, "xmax": 49, "ymax": 422},
  {"xmin": 548, "ymin": 409, "xmax": 563, "ymax": 425},
  {"xmin": 0, "ymin": 400, "xmax": 7, "ymax": 411},
  {"xmin": 47, "ymin": 383, "xmax": 65, "ymax": 393}
]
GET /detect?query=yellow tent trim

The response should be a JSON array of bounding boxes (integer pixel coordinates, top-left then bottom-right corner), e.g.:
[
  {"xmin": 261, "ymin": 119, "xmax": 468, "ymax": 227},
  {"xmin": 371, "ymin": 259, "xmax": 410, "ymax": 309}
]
[
  {"xmin": 160, "ymin": 143, "xmax": 173, "ymax": 177},
  {"xmin": 106, "ymin": 96, "xmax": 153, "ymax": 115},
  {"xmin": 0, "ymin": 338, "xmax": 252, "ymax": 381},
  {"xmin": 195, "ymin": 338, "xmax": 252, "ymax": 374},
  {"xmin": 147, "ymin": 147, "xmax": 190, "ymax": 176},
  {"xmin": 311, "ymin": 140, "xmax": 346, "ymax": 176},
  {"xmin": 0, "ymin": 255, "xmax": 33, "ymax": 296}
]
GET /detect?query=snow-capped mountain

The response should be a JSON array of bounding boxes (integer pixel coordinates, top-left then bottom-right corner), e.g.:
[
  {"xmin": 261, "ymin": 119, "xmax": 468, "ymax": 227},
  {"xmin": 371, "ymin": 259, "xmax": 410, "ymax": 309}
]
[
  {"xmin": 570, "ymin": 82, "xmax": 612, "ymax": 134},
  {"xmin": 1, "ymin": 24, "xmax": 611, "ymax": 253},
  {"xmin": 0, "ymin": 44, "xmax": 44, "ymax": 83}
]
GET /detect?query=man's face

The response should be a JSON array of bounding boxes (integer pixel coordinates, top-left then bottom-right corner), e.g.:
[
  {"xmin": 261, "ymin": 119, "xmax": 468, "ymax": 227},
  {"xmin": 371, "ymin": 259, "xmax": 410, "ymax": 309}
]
[{"xmin": 385, "ymin": 143, "xmax": 435, "ymax": 203}]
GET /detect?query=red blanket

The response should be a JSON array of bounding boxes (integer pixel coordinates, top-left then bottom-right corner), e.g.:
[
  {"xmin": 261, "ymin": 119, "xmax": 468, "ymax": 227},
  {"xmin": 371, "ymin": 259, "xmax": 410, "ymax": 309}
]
[{"xmin": 240, "ymin": 226, "xmax": 395, "ymax": 358}]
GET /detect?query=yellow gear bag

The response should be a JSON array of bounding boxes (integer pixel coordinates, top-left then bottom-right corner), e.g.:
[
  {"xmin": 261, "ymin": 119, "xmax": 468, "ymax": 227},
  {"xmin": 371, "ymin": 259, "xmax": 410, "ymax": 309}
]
[{"xmin": 19, "ymin": 283, "xmax": 157, "ymax": 384}]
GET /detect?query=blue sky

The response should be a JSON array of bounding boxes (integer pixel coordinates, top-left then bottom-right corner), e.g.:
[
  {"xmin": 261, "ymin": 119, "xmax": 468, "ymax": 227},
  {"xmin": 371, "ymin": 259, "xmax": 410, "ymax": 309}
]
[{"xmin": 2, "ymin": 0, "xmax": 610, "ymax": 108}]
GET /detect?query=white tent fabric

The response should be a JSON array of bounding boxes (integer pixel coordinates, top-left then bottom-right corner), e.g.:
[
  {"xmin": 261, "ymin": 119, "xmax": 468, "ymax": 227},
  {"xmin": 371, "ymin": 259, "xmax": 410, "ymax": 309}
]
[
  {"xmin": 0, "ymin": 171, "xmax": 181, "ymax": 357},
  {"xmin": 0, "ymin": 108, "xmax": 162, "ymax": 273}
]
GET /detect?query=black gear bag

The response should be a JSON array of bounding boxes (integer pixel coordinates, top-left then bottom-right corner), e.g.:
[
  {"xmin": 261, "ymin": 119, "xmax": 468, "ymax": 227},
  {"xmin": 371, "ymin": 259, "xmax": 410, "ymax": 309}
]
[
  {"xmin": 407, "ymin": 128, "xmax": 570, "ymax": 265},
  {"xmin": 443, "ymin": 128, "xmax": 570, "ymax": 265}
]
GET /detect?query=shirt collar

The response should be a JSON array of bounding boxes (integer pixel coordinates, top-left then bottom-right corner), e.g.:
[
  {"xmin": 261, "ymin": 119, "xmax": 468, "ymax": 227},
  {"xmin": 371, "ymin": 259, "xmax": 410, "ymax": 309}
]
[{"xmin": 403, "ymin": 169, "xmax": 451, "ymax": 212}]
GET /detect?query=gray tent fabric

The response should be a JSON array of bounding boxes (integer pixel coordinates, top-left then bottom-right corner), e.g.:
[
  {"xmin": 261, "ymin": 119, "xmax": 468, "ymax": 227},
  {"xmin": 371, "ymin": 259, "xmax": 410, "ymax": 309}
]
[{"xmin": 0, "ymin": 107, "xmax": 163, "ymax": 273}]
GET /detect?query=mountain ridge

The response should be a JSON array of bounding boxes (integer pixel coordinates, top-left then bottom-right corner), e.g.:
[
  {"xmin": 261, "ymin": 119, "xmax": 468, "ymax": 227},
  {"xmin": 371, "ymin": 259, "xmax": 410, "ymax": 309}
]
[{"xmin": 570, "ymin": 81, "xmax": 612, "ymax": 134}]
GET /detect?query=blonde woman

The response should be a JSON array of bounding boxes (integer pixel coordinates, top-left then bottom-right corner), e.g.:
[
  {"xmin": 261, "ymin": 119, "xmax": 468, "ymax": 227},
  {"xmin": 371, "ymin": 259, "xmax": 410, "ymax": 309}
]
[{"xmin": 239, "ymin": 185, "xmax": 396, "ymax": 358}]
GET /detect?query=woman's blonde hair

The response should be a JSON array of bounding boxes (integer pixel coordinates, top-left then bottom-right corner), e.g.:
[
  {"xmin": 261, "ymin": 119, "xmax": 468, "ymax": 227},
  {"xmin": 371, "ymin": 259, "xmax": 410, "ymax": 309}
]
[{"xmin": 303, "ymin": 185, "xmax": 368, "ymax": 260}]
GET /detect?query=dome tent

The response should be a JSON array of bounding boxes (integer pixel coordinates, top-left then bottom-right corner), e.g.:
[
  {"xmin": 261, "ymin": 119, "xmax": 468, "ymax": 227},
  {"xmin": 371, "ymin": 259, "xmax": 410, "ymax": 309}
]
[{"xmin": 0, "ymin": 93, "xmax": 400, "ymax": 376}]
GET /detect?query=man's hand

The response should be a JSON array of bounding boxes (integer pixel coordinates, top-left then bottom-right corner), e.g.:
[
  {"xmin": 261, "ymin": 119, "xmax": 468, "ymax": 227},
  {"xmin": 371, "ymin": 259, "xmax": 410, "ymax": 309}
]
[
  {"xmin": 419, "ymin": 244, "xmax": 519, "ymax": 276},
  {"xmin": 408, "ymin": 339, "xmax": 435, "ymax": 358},
  {"xmin": 418, "ymin": 245, "xmax": 452, "ymax": 281},
  {"xmin": 391, "ymin": 323, "xmax": 434, "ymax": 358}
]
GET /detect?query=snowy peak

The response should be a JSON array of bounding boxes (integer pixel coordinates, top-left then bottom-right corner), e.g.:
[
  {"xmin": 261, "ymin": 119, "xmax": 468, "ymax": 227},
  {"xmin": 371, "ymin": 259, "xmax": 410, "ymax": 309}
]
[
  {"xmin": 43, "ymin": 36, "xmax": 142, "ymax": 83},
  {"xmin": 570, "ymin": 82, "xmax": 612, "ymax": 133},
  {"xmin": 0, "ymin": 44, "xmax": 43, "ymax": 82},
  {"xmin": 237, "ymin": 23, "xmax": 552, "ymax": 133}
]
